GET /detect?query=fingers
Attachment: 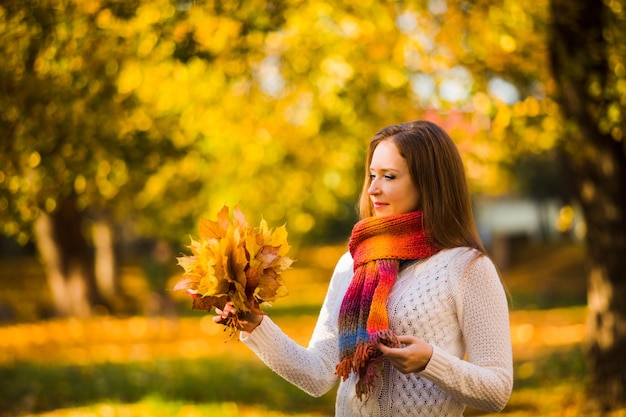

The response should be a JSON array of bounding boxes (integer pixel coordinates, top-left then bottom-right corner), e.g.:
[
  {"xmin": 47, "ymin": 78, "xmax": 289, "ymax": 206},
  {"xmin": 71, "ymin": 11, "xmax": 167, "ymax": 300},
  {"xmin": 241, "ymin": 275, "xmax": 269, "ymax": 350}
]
[
  {"xmin": 377, "ymin": 335, "xmax": 433, "ymax": 373},
  {"xmin": 377, "ymin": 341, "xmax": 393, "ymax": 354},
  {"xmin": 212, "ymin": 302, "xmax": 235, "ymax": 324},
  {"xmin": 212, "ymin": 307, "xmax": 228, "ymax": 324},
  {"xmin": 212, "ymin": 302, "xmax": 264, "ymax": 333},
  {"xmin": 377, "ymin": 335, "xmax": 417, "ymax": 353},
  {"xmin": 396, "ymin": 335, "xmax": 414, "ymax": 345},
  {"xmin": 220, "ymin": 302, "xmax": 237, "ymax": 316}
]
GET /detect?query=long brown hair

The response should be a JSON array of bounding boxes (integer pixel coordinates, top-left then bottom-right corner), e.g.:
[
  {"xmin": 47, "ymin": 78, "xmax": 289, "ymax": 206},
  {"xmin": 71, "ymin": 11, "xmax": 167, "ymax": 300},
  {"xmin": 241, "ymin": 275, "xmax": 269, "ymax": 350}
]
[{"xmin": 358, "ymin": 120, "xmax": 486, "ymax": 253}]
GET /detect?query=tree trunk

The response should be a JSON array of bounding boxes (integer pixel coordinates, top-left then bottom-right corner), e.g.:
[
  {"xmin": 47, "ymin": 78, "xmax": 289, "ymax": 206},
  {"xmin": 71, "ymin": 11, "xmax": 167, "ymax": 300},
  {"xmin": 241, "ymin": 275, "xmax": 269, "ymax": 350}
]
[
  {"xmin": 549, "ymin": 0, "xmax": 626, "ymax": 412},
  {"xmin": 92, "ymin": 214, "xmax": 118, "ymax": 302},
  {"xmin": 33, "ymin": 197, "xmax": 112, "ymax": 318}
]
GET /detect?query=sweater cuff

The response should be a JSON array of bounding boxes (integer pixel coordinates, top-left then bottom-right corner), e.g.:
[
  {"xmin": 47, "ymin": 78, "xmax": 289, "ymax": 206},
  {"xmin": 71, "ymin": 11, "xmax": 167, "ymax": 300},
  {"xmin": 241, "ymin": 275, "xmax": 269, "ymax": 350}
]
[
  {"xmin": 239, "ymin": 315, "xmax": 276, "ymax": 346},
  {"xmin": 419, "ymin": 345, "xmax": 451, "ymax": 380}
]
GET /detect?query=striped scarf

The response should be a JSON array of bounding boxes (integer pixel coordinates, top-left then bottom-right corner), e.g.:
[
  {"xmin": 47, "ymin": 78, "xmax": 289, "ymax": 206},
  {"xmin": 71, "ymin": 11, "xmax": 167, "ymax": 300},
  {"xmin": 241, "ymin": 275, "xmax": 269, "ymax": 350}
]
[{"xmin": 336, "ymin": 211, "xmax": 439, "ymax": 399}]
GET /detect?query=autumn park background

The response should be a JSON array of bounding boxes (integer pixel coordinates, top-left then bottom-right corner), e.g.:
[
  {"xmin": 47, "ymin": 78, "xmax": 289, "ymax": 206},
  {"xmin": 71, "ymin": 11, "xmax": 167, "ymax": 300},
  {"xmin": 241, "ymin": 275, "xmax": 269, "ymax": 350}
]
[{"xmin": 1, "ymin": 0, "xmax": 625, "ymax": 416}]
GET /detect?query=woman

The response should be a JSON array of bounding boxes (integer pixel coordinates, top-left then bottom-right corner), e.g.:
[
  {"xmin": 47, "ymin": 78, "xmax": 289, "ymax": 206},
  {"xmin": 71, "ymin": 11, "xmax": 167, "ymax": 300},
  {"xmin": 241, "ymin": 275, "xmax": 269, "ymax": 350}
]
[{"xmin": 214, "ymin": 120, "xmax": 513, "ymax": 416}]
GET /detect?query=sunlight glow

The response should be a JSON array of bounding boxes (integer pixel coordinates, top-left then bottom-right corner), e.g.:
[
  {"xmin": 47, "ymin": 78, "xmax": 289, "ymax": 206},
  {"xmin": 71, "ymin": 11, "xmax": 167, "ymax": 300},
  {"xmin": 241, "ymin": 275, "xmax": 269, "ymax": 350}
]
[
  {"xmin": 439, "ymin": 66, "xmax": 472, "ymax": 102},
  {"xmin": 488, "ymin": 77, "xmax": 519, "ymax": 104}
]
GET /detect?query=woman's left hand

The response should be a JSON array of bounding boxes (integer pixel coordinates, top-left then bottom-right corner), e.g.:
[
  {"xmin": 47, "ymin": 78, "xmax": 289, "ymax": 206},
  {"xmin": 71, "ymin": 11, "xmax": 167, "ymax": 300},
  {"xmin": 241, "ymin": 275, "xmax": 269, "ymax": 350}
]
[{"xmin": 377, "ymin": 335, "xmax": 433, "ymax": 374}]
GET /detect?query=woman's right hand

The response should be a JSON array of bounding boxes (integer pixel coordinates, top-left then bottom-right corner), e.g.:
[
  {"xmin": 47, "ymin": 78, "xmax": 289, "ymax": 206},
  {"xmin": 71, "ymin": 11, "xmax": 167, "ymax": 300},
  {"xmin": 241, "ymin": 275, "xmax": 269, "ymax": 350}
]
[
  {"xmin": 213, "ymin": 301, "xmax": 264, "ymax": 334},
  {"xmin": 377, "ymin": 334, "xmax": 433, "ymax": 373}
]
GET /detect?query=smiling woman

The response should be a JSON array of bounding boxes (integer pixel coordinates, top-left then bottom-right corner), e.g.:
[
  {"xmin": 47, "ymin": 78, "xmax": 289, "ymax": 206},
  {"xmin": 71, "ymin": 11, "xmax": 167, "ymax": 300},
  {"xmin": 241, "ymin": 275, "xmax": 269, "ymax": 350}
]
[{"xmin": 213, "ymin": 120, "xmax": 513, "ymax": 417}]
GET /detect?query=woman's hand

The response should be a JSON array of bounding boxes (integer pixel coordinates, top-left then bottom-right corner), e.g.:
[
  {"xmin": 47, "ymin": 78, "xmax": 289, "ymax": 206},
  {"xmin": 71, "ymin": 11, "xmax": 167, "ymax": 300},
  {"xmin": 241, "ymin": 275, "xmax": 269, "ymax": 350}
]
[
  {"xmin": 377, "ymin": 335, "xmax": 433, "ymax": 373},
  {"xmin": 212, "ymin": 301, "xmax": 264, "ymax": 334}
]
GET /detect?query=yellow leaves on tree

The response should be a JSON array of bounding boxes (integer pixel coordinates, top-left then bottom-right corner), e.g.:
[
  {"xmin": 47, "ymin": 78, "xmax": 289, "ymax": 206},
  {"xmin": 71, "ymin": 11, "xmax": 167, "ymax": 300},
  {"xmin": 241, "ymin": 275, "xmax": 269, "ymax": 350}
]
[{"xmin": 174, "ymin": 205, "xmax": 293, "ymax": 333}]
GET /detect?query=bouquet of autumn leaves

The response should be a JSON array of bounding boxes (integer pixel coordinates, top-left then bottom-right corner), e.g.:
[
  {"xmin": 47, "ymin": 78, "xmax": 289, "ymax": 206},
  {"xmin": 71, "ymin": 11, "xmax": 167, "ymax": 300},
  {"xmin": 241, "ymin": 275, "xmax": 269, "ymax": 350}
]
[{"xmin": 174, "ymin": 205, "xmax": 294, "ymax": 334}]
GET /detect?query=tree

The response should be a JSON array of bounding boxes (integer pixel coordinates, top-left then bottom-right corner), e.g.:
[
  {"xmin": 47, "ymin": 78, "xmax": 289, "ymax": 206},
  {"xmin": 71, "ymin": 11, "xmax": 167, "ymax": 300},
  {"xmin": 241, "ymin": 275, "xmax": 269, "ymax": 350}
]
[
  {"xmin": 0, "ymin": 0, "xmax": 196, "ymax": 316},
  {"xmin": 548, "ymin": 0, "xmax": 626, "ymax": 411}
]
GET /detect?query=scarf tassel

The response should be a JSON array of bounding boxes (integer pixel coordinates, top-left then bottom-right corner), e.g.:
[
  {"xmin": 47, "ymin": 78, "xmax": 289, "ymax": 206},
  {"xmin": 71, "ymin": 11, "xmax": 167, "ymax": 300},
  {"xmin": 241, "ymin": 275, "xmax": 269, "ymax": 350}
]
[
  {"xmin": 336, "ymin": 356, "xmax": 353, "ymax": 381},
  {"xmin": 335, "ymin": 311, "xmax": 405, "ymax": 396},
  {"xmin": 336, "ymin": 343, "xmax": 385, "ymax": 399},
  {"xmin": 355, "ymin": 356, "xmax": 384, "ymax": 399},
  {"xmin": 354, "ymin": 342, "xmax": 379, "ymax": 370},
  {"xmin": 336, "ymin": 342, "xmax": 379, "ymax": 381},
  {"xmin": 370, "ymin": 328, "xmax": 400, "ymax": 348}
]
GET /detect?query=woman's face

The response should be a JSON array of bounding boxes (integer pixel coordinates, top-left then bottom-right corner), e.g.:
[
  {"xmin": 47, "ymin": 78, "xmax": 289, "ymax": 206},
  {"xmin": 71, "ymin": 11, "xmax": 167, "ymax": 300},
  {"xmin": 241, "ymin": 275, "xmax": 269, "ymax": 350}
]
[{"xmin": 368, "ymin": 139, "xmax": 420, "ymax": 217}]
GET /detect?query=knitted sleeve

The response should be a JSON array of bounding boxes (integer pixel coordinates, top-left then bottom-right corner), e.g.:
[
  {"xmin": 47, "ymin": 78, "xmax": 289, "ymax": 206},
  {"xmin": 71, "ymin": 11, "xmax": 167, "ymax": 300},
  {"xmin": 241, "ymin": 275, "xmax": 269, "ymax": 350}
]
[
  {"xmin": 239, "ymin": 251, "xmax": 353, "ymax": 397},
  {"xmin": 419, "ymin": 250, "xmax": 513, "ymax": 412}
]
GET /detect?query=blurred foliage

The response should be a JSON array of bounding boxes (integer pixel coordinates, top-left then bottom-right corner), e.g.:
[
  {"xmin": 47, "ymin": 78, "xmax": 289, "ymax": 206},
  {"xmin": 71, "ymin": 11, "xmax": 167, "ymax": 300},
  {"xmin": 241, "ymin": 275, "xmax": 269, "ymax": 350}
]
[{"xmin": 1, "ymin": 0, "xmax": 603, "ymax": 248}]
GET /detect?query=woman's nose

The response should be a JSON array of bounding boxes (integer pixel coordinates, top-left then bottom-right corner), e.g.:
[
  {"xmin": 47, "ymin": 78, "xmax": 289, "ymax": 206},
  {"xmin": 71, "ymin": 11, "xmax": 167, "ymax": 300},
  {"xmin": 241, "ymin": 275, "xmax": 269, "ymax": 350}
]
[{"xmin": 368, "ymin": 179, "xmax": 380, "ymax": 195}]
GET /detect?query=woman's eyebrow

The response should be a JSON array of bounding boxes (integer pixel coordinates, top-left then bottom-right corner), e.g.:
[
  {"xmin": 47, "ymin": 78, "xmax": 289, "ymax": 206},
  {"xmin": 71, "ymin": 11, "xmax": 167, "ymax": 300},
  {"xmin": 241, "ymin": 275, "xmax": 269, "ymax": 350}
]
[{"xmin": 369, "ymin": 167, "xmax": 401, "ymax": 173}]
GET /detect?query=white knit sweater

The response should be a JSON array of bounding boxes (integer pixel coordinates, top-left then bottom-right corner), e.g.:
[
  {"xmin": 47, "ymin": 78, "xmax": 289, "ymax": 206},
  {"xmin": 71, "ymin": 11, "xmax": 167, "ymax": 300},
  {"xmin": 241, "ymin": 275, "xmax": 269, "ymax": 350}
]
[{"xmin": 241, "ymin": 247, "xmax": 513, "ymax": 416}]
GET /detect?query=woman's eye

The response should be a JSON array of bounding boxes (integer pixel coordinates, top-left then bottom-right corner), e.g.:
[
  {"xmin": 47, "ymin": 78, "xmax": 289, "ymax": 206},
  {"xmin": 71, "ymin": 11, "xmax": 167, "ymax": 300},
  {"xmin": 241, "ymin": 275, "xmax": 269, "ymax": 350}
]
[{"xmin": 370, "ymin": 173, "xmax": 395, "ymax": 181}]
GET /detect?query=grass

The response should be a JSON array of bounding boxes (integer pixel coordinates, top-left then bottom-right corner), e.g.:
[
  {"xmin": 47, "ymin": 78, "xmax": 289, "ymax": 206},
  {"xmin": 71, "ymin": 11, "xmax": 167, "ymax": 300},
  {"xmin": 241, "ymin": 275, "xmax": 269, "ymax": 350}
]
[
  {"xmin": 0, "ymin": 314, "xmax": 336, "ymax": 416},
  {"xmin": 0, "ymin": 357, "xmax": 335, "ymax": 416},
  {"xmin": 1, "ymin": 240, "xmax": 622, "ymax": 417}
]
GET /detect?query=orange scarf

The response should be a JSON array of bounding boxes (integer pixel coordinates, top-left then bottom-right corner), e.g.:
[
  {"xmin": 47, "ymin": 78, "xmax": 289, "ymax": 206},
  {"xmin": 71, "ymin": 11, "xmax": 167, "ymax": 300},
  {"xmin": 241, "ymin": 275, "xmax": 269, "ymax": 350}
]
[{"xmin": 336, "ymin": 211, "xmax": 439, "ymax": 398}]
